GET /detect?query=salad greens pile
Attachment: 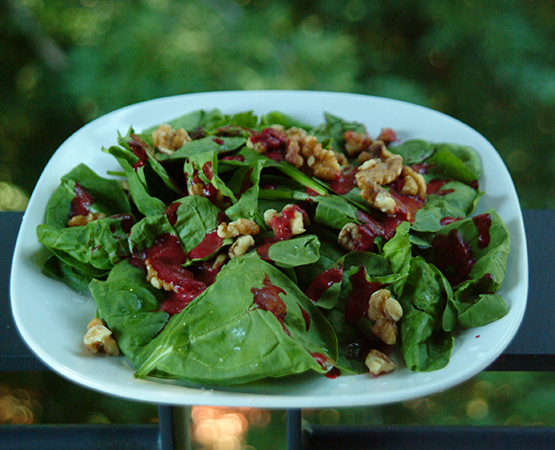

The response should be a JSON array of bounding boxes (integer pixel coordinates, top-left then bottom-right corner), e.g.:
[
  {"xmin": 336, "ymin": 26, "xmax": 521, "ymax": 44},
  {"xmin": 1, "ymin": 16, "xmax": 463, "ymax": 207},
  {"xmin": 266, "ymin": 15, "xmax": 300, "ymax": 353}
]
[{"xmin": 36, "ymin": 108, "xmax": 510, "ymax": 386}]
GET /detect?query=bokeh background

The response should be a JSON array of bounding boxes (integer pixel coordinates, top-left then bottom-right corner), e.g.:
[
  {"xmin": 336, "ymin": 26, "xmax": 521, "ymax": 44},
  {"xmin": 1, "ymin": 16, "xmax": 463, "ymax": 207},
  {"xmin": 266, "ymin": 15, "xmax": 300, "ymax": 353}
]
[{"xmin": 2, "ymin": 0, "xmax": 555, "ymax": 449}]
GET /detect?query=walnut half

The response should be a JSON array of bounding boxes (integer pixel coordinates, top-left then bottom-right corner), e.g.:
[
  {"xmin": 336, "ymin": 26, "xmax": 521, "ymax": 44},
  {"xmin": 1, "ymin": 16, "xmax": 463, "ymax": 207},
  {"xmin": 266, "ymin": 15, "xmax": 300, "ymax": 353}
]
[
  {"xmin": 84, "ymin": 318, "xmax": 119, "ymax": 356},
  {"xmin": 367, "ymin": 289, "xmax": 403, "ymax": 345},
  {"xmin": 365, "ymin": 349, "xmax": 396, "ymax": 376}
]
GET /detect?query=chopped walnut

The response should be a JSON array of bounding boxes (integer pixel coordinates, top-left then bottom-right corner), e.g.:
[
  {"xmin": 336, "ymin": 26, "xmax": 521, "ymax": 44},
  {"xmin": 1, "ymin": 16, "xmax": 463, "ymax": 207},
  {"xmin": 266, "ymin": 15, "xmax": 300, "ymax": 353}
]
[
  {"xmin": 188, "ymin": 182, "xmax": 205, "ymax": 197},
  {"xmin": 344, "ymin": 130, "xmax": 373, "ymax": 157},
  {"xmin": 368, "ymin": 289, "xmax": 403, "ymax": 345},
  {"xmin": 145, "ymin": 260, "xmax": 176, "ymax": 291},
  {"xmin": 368, "ymin": 289, "xmax": 403, "ymax": 322},
  {"xmin": 356, "ymin": 140, "xmax": 395, "ymax": 164},
  {"xmin": 264, "ymin": 204, "xmax": 309, "ymax": 237},
  {"xmin": 355, "ymin": 153, "xmax": 405, "ymax": 214},
  {"xmin": 84, "ymin": 318, "xmax": 119, "ymax": 356},
  {"xmin": 283, "ymin": 128, "xmax": 342, "ymax": 181},
  {"xmin": 365, "ymin": 349, "xmax": 396, "ymax": 376},
  {"xmin": 187, "ymin": 180, "xmax": 230, "ymax": 209},
  {"xmin": 228, "ymin": 235, "xmax": 255, "ymax": 259},
  {"xmin": 217, "ymin": 219, "xmax": 259, "ymax": 259},
  {"xmin": 68, "ymin": 212, "xmax": 106, "ymax": 227},
  {"xmin": 217, "ymin": 218, "xmax": 260, "ymax": 239},
  {"xmin": 376, "ymin": 128, "xmax": 397, "ymax": 146},
  {"xmin": 300, "ymin": 135, "xmax": 342, "ymax": 181},
  {"xmin": 152, "ymin": 124, "xmax": 191, "ymax": 154},
  {"xmin": 338, "ymin": 222, "xmax": 362, "ymax": 252},
  {"xmin": 357, "ymin": 176, "xmax": 398, "ymax": 214},
  {"xmin": 399, "ymin": 166, "xmax": 427, "ymax": 200},
  {"xmin": 249, "ymin": 126, "xmax": 342, "ymax": 181},
  {"xmin": 334, "ymin": 151, "xmax": 348, "ymax": 166},
  {"xmin": 358, "ymin": 155, "xmax": 403, "ymax": 185}
]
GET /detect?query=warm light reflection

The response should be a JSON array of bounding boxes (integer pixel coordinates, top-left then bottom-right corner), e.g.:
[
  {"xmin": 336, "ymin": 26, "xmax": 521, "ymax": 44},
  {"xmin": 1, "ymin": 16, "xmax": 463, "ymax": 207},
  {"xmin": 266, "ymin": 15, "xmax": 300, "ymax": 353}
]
[
  {"xmin": 0, "ymin": 385, "xmax": 41, "ymax": 425},
  {"xmin": 191, "ymin": 406, "xmax": 271, "ymax": 450}
]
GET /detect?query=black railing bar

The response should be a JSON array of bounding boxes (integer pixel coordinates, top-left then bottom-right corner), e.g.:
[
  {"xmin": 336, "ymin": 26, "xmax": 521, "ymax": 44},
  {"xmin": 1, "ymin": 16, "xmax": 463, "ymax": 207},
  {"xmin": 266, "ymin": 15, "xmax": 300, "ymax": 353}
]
[
  {"xmin": 302, "ymin": 424, "xmax": 555, "ymax": 450},
  {"xmin": 0, "ymin": 423, "xmax": 161, "ymax": 450}
]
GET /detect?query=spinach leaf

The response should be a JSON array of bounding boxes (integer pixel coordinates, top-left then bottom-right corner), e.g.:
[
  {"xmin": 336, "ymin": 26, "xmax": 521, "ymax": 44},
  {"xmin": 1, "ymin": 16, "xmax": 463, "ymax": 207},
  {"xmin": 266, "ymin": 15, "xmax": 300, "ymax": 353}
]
[
  {"xmin": 399, "ymin": 257, "xmax": 454, "ymax": 372},
  {"xmin": 380, "ymin": 221, "xmax": 412, "ymax": 297},
  {"xmin": 224, "ymin": 158, "xmax": 265, "ymax": 223},
  {"xmin": 456, "ymin": 293, "xmax": 509, "ymax": 328},
  {"xmin": 37, "ymin": 216, "xmax": 132, "ymax": 273},
  {"xmin": 412, "ymin": 181, "xmax": 482, "ymax": 233},
  {"xmin": 259, "ymin": 111, "xmax": 313, "ymax": 130},
  {"xmin": 266, "ymin": 235, "xmax": 321, "ymax": 268},
  {"xmin": 172, "ymin": 196, "xmax": 222, "ymax": 254},
  {"xmin": 134, "ymin": 256, "xmax": 338, "ymax": 386},
  {"xmin": 438, "ymin": 210, "xmax": 510, "ymax": 327},
  {"xmin": 313, "ymin": 195, "xmax": 361, "ymax": 230},
  {"xmin": 426, "ymin": 146, "xmax": 480, "ymax": 184},
  {"xmin": 105, "ymin": 145, "xmax": 167, "ymax": 217},
  {"xmin": 312, "ymin": 112, "xmax": 367, "ymax": 153},
  {"xmin": 116, "ymin": 131, "xmax": 182, "ymax": 195},
  {"xmin": 142, "ymin": 109, "xmax": 206, "ymax": 134},
  {"xmin": 163, "ymin": 136, "xmax": 247, "ymax": 160},
  {"xmin": 183, "ymin": 150, "xmax": 237, "ymax": 203},
  {"xmin": 389, "ymin": 139, "xmax": 435, "ymax": 164},
  {"xmin": 42, "ymin": 254, "xmax": 94, "ymax": 294},
  {"xmin": 45, "ymin": 164, "xmax": 131, "ymax": 229},
  {"xmin": 90, "ymin": 260, "xmax": 169, "ymax": 368},
  {"xmin": 128, "ymin": 214, "xmax": 176, "ymax": 254}
]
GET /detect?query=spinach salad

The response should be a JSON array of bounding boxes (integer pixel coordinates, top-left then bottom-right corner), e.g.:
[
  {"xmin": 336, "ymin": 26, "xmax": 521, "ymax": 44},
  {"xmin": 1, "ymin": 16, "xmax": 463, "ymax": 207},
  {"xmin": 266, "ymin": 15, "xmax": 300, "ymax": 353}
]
[{"xmin": 37, "ymin": 109, "xmax": 510, "ymax": 386}]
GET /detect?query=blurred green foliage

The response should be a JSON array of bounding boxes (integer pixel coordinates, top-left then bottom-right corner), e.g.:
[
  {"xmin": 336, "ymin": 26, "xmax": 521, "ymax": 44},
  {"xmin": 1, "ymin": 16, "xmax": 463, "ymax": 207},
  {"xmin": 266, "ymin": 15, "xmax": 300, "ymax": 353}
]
[
  {"xmin": 2, "ymin": 0, "xmax": 555, "ymax": 209},
  {"xmin": 2, "ymin": 0, "xmax": 555, "ymax": 448}
]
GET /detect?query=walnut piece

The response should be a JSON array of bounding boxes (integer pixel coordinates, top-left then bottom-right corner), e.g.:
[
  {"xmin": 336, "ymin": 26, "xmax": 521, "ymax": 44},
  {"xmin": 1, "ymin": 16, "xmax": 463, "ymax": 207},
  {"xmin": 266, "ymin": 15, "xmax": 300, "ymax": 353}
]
[
  {"xmin": 365, "ymin": 349, "xmax": 396, "ymax": 376},
  {"xmin": 187, "ymin": 180, "xmax": 230, "ymax": 209},
  {"xmin": 338, "ymin": 222, "xmax": 362, "ymax": 252},
  {"xmin": 355, "ymin": 153, "xmax": 405, "ymax": 214},
  {"xmin": 264, "ymin": 204, "xmax": 309, "ymax": 237},
  {"xmin": 368, "ymin": 289, "xmax": 403, "ymax": 345},
  {"xmin": 356, "ymin": 175, "xmax": 398, "ymax": 214},
  {"xmin": 399, "ymin": 166, "xmax": 427, "ymax": 200},
  {"xmin": 68, "ymin": 212, "xmax": 106, "ymax": 227},
  {"xmin": 356, "ymin": 140, "xmax": 395, "ymax": 164},
  {"xmin": 84, "ymin": 318, "xmax": 119, "ymax": 356},
  {"xmin": 152, "ymin": 124, "xmax": 191, "ymax": 154},
  {"xmin": 145, "ymin": 260, "xmax": 177, "ymax": 291},
  {"xmin": 344, "ymin": 130, "xmax": 373, "ymax": 157},
  {"xmin": 286, "ymin": 130, "xmax": 342, "ymax": 181},
  {"xmin": 228, "ymin": 235, "xmax": 255, "ymax": 259},
  {"xmin": 217, "ymin": 218, "xmax": 260, "ymax": 239},
  {"xmin": 358, "ymin": 155, "xmax": 403, "ymax": 185}
]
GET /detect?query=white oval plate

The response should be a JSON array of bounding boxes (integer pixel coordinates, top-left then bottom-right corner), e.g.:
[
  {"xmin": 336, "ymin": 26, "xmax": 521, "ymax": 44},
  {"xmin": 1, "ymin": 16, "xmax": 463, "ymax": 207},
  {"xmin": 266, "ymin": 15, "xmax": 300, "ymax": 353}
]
[{"xmin": 11, "ymin": 91, "xmax": 528, "ymax": 409}]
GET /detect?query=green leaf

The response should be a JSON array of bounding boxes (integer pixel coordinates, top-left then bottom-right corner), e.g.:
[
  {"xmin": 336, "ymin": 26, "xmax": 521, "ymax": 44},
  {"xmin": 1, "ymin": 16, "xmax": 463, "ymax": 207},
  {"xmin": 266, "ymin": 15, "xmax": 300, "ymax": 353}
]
[
  {"xmin": 183, "ymin": 150, "xmax": 237, "ymax": 202},
  {"xmin": 259, "ymin": 111, "xmax": 314, "ymax": 130},
  {"xmin": 412, "ymin": 181, "xmax": 482, "ymax": 233},
  {"xmin": 172, "ymin": 196, "xmax": 222, "ymax": 254},
  {"xmin": 267, "ymin": 235, "xmax": 321, "ymax": 268},
  {"xmin": 128, "ymin": 214, "xmax": 176, "ymax": 254},
  {"xmin": 90, "ymin": 260, "xmax": 169, "ymax": 367},
  {"xmin": 45, "ymin": 164, "xmax": 131, "ymax": 229},
  {"xmin": 134, "ymin": 256, "xmax": 338, "ymax": 386},
  {"xmin": 314, "ymin": 195, "xmax": 361, "ymax": 230},
  {"xmin": 389, "ymin": 139, "xmax": 436, "ymax": 164},
  {"xmin": 426, "ymin": 146, "xmax": 480, "ymax": 184},
  {"xmin": 37, "ymin": 216, "xmax": 132, "ymax": 273},
  {"xmin": 456, "ymin": 293, "xmax": 509, "ymax": 328},
  {"xmin": 164, "ymin": 136, "xmax": 247, "ymax": 160},
  {"xmin": 105, "ymin": 146, "xmax": 167, "ymax": 217},
  {"xmin": 399, "ymin": 257, "xmax": 454, "ymax": 372}
]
